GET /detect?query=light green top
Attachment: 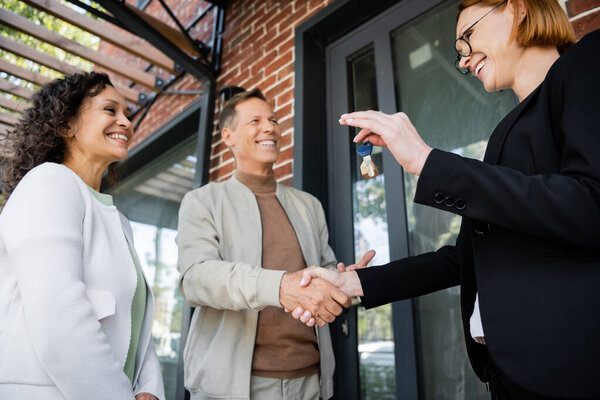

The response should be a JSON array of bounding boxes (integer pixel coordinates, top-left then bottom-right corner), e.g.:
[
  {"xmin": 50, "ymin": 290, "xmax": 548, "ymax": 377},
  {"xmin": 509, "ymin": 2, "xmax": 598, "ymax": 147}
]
[{"xmin": 88, "ymin": 187, "xmax": 147, "ymax": 384}]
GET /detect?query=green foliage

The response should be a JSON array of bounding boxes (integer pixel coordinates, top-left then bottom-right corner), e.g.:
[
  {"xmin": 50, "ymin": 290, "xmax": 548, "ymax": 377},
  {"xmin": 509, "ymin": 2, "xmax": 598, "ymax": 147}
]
[
  {"xmin": 358, "ymin": 305, "xmax": 393, "ymax": 342},
  {"xmin": 355, "ymin": 176, "xmax": 386, "ymax": 223}
]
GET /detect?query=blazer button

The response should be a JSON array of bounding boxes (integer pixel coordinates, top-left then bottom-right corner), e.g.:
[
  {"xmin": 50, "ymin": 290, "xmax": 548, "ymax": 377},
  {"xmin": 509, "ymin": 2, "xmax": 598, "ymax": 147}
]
[
  {"xmin": 444, "ymin": 196, "xmax": 455, "ymax": 207},
  {"xmin": 455, "ymin": 199, "xmax": 466, "ymax": 210},
  {"xmin": 473, "ymin": 221, "xmax": 491, "ymax": 235},
  {"xmin": 433, "ymin": 192, "xmax": 444, "ymax": 204}
]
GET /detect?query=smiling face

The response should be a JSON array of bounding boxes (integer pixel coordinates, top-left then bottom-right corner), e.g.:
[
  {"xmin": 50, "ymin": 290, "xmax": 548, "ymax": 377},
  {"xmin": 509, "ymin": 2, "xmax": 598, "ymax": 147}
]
[
  {"xmin": 64, "ymin": 85, "xmax": 132, "ymax": 168},
  {"xmin": 222, "ymin": 97, "xmax": 281, "ymax": 175},
  {"xmin": 456, "ymin": 1, "xmax": 524, "ymax": 92}
]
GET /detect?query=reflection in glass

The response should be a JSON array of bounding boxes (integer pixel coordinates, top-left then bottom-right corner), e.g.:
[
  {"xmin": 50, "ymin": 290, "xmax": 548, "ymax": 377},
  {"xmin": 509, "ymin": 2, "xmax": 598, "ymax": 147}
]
[
  {"xmin": 110, "ymin": 138, "xmax": 198, "ymax": 400},
  {"xmin": 347, "ymin": 45, "xmax": 396, "ymax": 400},
  {"xmin": 389, "ymin": 1, "xmax": 515, "ymax": 399}
]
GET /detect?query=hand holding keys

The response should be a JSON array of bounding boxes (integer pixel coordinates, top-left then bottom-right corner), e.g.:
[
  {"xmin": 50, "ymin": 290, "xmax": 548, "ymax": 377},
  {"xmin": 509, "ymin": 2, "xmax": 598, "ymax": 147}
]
[{"xmin": 356, "ymin": 141, "xmax": 379, "ymax": 179}]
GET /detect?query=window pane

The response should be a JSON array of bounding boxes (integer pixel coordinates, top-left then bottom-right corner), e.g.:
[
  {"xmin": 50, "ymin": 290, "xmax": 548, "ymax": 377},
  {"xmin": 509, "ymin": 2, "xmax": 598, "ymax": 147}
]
[
  {"xmin": 347, "ymin": 45, "xmax": 396, "ymax": 400},
  {"xmin": 110, "ymin": 137, "xmax": 198, "ymax": 400},
  {"xmin": 389, "ymin": 1, "xmax": 515, "ymax": 399}
]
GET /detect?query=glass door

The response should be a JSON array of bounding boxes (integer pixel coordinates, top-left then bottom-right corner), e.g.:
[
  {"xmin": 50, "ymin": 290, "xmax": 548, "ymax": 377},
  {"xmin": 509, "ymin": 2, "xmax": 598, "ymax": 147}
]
[
  {"xmin": 326, "ymin": 0, "xmax": 516, "ymax": 398},
  {"xmin": 109, "ymin": 137, "xmax": 199, "ymax": 400}
]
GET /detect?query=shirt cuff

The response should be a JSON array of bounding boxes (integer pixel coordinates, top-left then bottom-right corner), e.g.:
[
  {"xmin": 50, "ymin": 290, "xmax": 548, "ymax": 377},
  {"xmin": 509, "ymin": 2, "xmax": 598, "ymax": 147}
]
[{"xmin": 256, "ymin": 269, "xmax": 287, "ymax": 308}]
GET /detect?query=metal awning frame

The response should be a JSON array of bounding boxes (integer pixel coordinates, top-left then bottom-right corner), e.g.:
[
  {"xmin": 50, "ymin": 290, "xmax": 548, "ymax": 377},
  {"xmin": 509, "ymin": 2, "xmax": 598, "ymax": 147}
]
[{"xmin": 0, "ymin": 0, "xmax": 225, "ymax": 137}]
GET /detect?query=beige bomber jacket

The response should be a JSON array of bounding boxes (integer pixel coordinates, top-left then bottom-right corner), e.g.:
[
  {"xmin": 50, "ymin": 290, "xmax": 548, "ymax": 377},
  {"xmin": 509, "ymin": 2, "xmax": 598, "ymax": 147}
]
[{"xmin": 176, "ymin": 175, "xmax": 336, "ymax": 400}]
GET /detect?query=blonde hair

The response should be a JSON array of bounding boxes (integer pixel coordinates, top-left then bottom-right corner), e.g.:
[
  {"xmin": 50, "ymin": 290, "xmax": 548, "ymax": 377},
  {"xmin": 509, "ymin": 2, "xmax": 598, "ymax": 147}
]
[{"xmin": 458, "ymin": 0, "xmax": 575, "ymax": 53}]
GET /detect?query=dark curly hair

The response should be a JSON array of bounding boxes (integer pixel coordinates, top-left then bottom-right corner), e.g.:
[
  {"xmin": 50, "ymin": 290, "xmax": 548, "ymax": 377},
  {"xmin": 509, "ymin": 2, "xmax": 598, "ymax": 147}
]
[{"xmin": 1, "ymin": 72, "xmax": 116, "ymax": 199}]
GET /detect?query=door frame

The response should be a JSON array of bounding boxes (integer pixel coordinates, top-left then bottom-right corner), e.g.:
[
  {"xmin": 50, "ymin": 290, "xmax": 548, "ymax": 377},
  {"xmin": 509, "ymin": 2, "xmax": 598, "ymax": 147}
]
[{"xmin": 295, "ymin": 0, "xmax": 449, "ymax": 398}]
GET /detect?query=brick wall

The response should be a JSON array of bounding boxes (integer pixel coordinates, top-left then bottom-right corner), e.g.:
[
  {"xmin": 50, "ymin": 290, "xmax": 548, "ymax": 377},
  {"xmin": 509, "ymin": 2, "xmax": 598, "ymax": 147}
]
[
  {"xmin": 103, "ymin": 0, "xmax": 599, "ymax": 186},
  {"xmin": 208, "ymin": 0, "xmax": 336, "ymax": 184},
  {"xmin": 566, "ymin": 0, "xmax": 600, "ymax": 37}
]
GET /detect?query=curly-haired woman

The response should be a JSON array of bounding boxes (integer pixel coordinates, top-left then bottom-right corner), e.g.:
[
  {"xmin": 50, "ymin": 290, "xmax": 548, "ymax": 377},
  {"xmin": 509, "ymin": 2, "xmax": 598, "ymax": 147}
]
[{"xmin": 0, "ymin": 72, "xmax": 164, "ymax": 400}]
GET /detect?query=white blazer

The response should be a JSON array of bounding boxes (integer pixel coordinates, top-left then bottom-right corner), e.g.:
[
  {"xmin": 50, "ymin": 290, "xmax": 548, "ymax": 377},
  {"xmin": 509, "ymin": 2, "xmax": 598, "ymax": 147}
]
[{"xmin": 0, "ymin": 163, "xmax": 165, "ymax": 399}]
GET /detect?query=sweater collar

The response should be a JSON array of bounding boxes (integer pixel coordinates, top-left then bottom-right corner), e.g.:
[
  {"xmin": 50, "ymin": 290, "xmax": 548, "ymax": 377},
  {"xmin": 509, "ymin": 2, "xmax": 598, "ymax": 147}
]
[{"xmin": 235, "ymin": 169, "xmax": 277, "ymax": 194}]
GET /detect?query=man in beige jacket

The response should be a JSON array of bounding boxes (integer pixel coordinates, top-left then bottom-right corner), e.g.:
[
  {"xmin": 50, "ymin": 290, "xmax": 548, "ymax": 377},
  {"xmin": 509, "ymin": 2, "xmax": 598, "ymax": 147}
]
[{"xmin": 177, "ymin": 89, "xmax": 372, "ymax": 400}]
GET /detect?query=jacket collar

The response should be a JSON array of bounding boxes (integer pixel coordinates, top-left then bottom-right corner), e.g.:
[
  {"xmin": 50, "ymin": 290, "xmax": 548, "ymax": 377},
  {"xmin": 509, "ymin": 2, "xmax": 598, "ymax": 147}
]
[{"xmin": 483, "ymin": 85, "xmax": 541, "ymax": 165}]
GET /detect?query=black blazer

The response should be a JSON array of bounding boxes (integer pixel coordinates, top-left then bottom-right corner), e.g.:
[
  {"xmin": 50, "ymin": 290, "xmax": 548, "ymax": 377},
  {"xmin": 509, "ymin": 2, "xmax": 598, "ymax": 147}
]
[{"xmin": 358, "ymin": 30, "xmax": 600, "ymax": 398}]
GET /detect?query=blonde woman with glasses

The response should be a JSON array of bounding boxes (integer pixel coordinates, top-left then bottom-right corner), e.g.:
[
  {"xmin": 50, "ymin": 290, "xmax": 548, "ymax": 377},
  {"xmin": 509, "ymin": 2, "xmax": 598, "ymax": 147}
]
[{"xmin": 298, "ymin": 1, "xmax": 600, "ymax": 398}]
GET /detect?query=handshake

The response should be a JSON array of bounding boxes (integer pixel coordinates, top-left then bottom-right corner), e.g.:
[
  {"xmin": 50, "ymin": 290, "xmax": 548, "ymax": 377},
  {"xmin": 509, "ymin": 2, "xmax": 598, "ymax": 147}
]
[{"xmin": 279, "ymin": 250, "xmax": 375, "ymax": 327}]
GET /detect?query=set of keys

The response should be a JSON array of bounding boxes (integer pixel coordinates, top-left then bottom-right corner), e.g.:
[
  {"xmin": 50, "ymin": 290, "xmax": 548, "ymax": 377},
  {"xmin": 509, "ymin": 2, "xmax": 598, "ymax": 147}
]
[{"xmin": 356, "ymin": 141, "xmax": 379, "ymax": 179}]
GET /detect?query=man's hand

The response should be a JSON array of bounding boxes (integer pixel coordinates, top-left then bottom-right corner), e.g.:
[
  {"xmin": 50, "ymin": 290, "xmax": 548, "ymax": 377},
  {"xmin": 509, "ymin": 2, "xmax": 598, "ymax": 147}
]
[
  {"xmin": 136, "ymin": 393, "xmax": 158, "ymax": 400},
  {"xmin": 280, "ymin": 269, "xmax": 350, "ymax": 327},
  {"xmin": 287, "ymin": 250, "xmax": 375, "ymax": 325}
]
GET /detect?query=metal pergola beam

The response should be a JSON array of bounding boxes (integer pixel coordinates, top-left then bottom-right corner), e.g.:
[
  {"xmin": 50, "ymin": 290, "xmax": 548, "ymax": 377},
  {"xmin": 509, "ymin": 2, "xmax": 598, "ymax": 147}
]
[
  {"xmin": 93, "ymin": 0, "xmax": 216, "ymax": 88},
  {"xmin": 0, "ymin": 121, "xmax": 13, "ymax": 134},
  {"xmin": 0, "ymin": 8, "xmax": 160, "ymax": 90},
  {"xmin": 21, "ymin": 0, "xmax": 177, "ymax": 74},
  {"xmin": 0, "ymin": 111, "xmax": 19, "ymax": 126},
  {"xmin": 0, "ymin": 79, "xmax": 35, "ymax": 100},
  {"xmin": 0, "ymin": 96, "xmax": 29, "ymax": 114},
  {"xmin": 0, "ymin": 59, "xmax": 52, "ymax": 87},
  {"xmin": 0, "ymin": 36, "xmax": 142, "ymax": 104}
]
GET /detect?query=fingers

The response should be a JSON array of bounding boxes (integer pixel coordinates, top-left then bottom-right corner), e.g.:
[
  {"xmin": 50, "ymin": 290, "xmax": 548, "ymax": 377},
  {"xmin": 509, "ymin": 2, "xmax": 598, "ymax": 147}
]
[
  {"xmin": 299, "ymin": 266, "xmax": 322, "ymax": 287},
  {"xmin": 340, "ymin": 112, "xmax": 389, "ymax": 138},
  {"xmin": 291, "ymin": 307, "xmax": 304, "ymax": 319},
  {"xmin": 337, "ymin": 262, "xmax": 346, "ymax": 273},
  {"xmin": 327, "ymin": 284, "xmax": 351, "ymax": 308},
  {"xmin": 301, "ymin": 266, "xmax": 339, "ymax": 288},
  {"xmin": 355, "ymin": 249, "xmax": 376, "ymax": 269},
  {"xmin": 351, "ymin": 128, "xmax": 373, "ymax": 143}
]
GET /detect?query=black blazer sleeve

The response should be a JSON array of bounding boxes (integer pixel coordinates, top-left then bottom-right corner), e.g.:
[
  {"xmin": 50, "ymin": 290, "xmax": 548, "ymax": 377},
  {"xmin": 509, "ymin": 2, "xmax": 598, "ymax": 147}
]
[
  {"xmin": 358, "ymin": 243, "xmax": 461, "ymax": 309},
  {"xmin": 414, "ymin": 31, "xmax": 600, "ymax": 250}
]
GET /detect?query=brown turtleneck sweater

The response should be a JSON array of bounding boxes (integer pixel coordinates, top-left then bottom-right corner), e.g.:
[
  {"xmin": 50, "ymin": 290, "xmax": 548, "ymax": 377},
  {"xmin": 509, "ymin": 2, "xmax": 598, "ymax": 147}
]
[{"xmin": 235, "ymin": 170, "xmax": 319, "ymax": 379}]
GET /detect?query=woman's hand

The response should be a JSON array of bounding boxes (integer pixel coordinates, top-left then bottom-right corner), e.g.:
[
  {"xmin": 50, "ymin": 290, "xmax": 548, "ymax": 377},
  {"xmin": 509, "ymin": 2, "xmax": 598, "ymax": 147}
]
[
  {"xmin": 339, "ymin": 111, "xmax": 432, "ymax": 175},
  {"xmin": 299, "ymin": 268, "xmax": 363, "ymax": 298}
]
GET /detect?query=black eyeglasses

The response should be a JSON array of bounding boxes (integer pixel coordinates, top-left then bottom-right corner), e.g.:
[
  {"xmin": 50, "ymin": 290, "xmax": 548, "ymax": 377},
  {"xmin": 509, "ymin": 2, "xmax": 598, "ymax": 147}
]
[{"xmin": 455, "ymin": 0, "xmax": 506, "ymax": 74}]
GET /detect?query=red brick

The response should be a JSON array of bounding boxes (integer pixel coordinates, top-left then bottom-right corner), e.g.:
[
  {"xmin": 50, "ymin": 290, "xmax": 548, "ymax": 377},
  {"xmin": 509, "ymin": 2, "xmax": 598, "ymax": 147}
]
[
  {"xmin": 278, "ymin": 36, "xmax": 295, "ymax": 55},
  {"xmin": 566, "ymin": 0, "xmax": 600, "ymax": 17},
  {"xmin": 257, "ymin": 75, "xmax": 277, "ymax": 92},
  {"xmin": 572, "ymin": 10, "xmax": 600, "ymax": 38},
  {"xmin": 264, "ymin": 49, "xmax": 293, "ymax": 76},
  {"xmin": 222, "ymin": 149, "xmax": 234, "ymax": 162},
  {"xmin": 210, "ymin": 155, "xmax": 222, "ymax": 169},
  {"xmin": 239, "ymin": 72, "xmax": 262, "ymax": 90},
  {"xmin": 277, "ymin": 88, "xmax": 294, "ymax": 107},
  {"xmin": 210, "ymin": 160, "xmax": 234, "ymax": 181},
  {"xmin": 240, "ymin": 26, "xmax": 267, "ymax": 50},
  {"xmin": 274, "ymin": 161, "xmax": 293, "ymax": 179},
  {"xmin": 213, "ymin": 140, "xmax": 228, "ymax": 154},
  {"xmin": 277, "ymin": 146, "xmax": 294, "ymax": 164},
  {"xmin": 251, "ymin": 57, "xmax": 269, "ymax": 76},
  {"xmin": 279, "ymin": 117, "xmax": 294, "ymax": 134},
  {"xmin": 279, "ymin": 132, "xmax": 293, "ymax": 148},
  {"xmin": 244, "ymin": 3, "xmax": 267, "ymax": 28},
  {"xmin": 287, "ymin": 2, "xmax": 308, "ymax": 26},
  {"xmin": 264, "ymin": 76, "xmax": 293, "ymax": 101},
  {"xmin": 264, "ymin": 28, "xmax": 293, "ymax": 55},
  {"xmin": 230, "ymin": 28, "xmax": 251, "ymax": 49},
  {"xmin": 295, "ymin": 5, "xmax": 326, "ymax": 28},
  {"xmin": 275, "ymin": 103, "xmax": 292, "ymax": 121}
]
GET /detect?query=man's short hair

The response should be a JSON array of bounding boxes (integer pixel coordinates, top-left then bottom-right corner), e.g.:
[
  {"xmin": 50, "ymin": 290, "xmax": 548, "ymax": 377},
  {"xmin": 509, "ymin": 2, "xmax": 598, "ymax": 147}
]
[{"xmin": 218, "ymin": 88, "xmax": 267, "ymax": 131}]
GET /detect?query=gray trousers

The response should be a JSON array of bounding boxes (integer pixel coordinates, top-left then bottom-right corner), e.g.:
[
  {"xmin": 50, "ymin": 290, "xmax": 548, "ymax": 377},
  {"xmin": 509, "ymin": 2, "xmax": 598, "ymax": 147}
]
[{"xmin": 250, "ymin": 374, "xmax": 319, "ymax": 400}]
